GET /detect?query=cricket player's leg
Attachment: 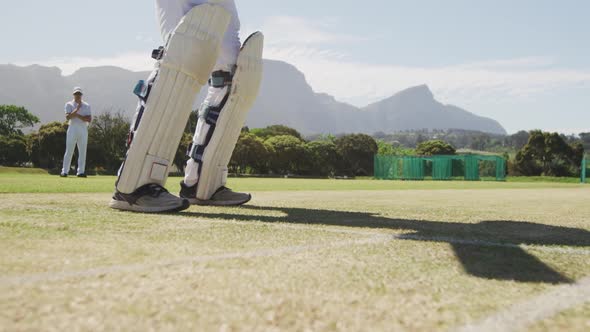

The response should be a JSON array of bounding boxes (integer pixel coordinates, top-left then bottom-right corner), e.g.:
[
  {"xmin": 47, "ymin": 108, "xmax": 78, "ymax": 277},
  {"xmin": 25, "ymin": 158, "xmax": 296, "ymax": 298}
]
[
  {"xmin": 180, "ymin": 30, "xmax": 264, "ymax": 206},
  {"xmin": 61, "ymin": 126, "xmax": 77, "ymax": 176},
  {"xmin": 110, "ymin": 4, "xmax": 231, "ymax": 213},
  {"xmin": 76, "ymin": 127, "xmax": 88, "ymax": 176}
]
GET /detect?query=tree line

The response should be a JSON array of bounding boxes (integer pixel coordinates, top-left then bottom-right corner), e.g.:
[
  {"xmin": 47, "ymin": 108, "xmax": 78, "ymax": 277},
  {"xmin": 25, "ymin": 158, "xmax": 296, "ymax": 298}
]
[
  {"xmin": 374, "ymin": 128, "xmax": 589, "ymax": 154},
  {"xmin": 376, "ymin": 132, "xmax": 586, "ymax": 177},
  {"xmin": 1, "ymin": 105, "xmax": 586, "ymax": 178},
  {"xmin": 0, "ymin": 106, "xmax": 379, "ymax": 177},
  {"xmin": 228, "ymin": 126, "xmax": 377, "ymax": 176}
]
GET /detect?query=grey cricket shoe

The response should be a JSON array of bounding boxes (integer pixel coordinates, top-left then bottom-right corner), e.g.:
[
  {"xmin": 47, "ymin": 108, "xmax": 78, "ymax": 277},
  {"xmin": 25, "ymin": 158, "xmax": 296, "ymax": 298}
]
[
  {"xmin": 180, "ymin": 182, "xmax": 252, "ymax": 206},
  {"xmin": 110, "ymin": 183, "xmax": 190, "ymax": 213}
]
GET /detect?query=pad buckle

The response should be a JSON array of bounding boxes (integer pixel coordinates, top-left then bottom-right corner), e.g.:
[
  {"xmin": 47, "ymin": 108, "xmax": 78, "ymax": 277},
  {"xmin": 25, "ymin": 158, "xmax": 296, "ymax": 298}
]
[
  {"xmin": 199, "ymin": 105, "xmax": 221, "ymax": 125},
  {"xmin": 208, "ymin": 70, "xmax": 233, "ymax": 88},
  {"xmin": 133, "ymin": 80, "xmax": 148, "ymax": 100},
  {"xmin": 151, "ymin": 46, "xmax": 165, "ymax": 60},
  {"xmin": 189, "ymin": 144, "xmax": 206, "ymax": 163}
]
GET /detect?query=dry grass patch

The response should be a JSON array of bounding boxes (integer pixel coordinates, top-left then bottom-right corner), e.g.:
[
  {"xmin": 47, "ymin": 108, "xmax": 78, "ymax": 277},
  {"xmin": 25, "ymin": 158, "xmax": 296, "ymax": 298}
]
[{"xmin": 0, "ymin": 186, "xmax": 589, "ymax": 331}]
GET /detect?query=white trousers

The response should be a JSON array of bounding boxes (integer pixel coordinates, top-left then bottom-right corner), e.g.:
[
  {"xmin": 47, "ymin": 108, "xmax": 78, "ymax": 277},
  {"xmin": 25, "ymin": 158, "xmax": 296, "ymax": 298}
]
[
  {"xmin": 62, "ymin": 125, "xmax": 88, "ymax": 175},
  {"xmin": 155, "ymin": 0, "xmax": 242, "ymax": 187},
  {"xmin": 155, "ymin": 0, "xmax": 241, "ymax": 73}
]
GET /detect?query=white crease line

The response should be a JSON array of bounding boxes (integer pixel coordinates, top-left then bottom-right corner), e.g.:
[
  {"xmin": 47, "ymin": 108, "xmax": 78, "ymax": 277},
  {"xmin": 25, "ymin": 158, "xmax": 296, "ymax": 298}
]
[
  {"xmin": 2, "ymin": 233, "xmax": 588, "ymax": 288},
  {"xmin": 0, "ymin": 235, "xmax": 389, "ymax": 287},
  {"xmin": 454, "ymin": 276, "xmax": 590, "ymax": 332}
]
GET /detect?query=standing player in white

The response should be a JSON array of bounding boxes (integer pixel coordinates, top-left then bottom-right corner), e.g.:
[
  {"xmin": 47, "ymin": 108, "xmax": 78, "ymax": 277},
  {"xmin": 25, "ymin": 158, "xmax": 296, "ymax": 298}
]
[
  {"xmin": 110, "ymin": 0, "xmax": 264, "ymax": 213},
  {"xmin": 61, "ymin": 87, "xmax": 92, "ymax": 178}
]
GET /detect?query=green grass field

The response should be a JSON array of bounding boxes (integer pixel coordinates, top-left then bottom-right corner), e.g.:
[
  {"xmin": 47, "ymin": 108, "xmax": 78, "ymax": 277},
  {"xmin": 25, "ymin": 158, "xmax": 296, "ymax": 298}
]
[
  {"xmin": 1, "ymin": 171, "xmax": 589, "ymax": 331},
  {"xmin": 0, "ymin": 171, "xmax": 585, "ymax": 194}
]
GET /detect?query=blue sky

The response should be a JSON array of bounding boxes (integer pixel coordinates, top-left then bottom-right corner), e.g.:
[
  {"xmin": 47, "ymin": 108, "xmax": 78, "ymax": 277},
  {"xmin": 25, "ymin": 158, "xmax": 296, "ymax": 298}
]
[{"xmin": 1, "ymin": 0, "xmax": 589, "ymax": 134}]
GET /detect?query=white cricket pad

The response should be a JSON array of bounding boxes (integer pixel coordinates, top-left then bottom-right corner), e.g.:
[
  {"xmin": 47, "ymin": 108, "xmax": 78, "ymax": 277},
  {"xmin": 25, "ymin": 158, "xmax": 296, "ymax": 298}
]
[
  {"xmin": 116, "ymin": 4, "xmax": 231, "ymax": 194},
  {"xmin": 186, "ymin": 32, "xmax": 264, "ymax": 200}
]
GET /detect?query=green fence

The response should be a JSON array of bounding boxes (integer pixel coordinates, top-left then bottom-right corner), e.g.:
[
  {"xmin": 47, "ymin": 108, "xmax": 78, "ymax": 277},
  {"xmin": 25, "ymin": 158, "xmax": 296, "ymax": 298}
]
[
  {"xmin": 375, "ymin": 155, "xmax": 507, "ymax": 181},
  {"xmin": 582, "ymin": 158, "xmax": 588, "ymax": 183}
]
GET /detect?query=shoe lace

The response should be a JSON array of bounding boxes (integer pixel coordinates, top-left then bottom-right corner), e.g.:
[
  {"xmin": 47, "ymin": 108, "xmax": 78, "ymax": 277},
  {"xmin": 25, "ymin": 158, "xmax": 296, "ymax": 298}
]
[
  {"xmin": 215, "ymin": 186, "xmax": 232, "ymax": 195},
  {"xmin": 115, "ymin": 184, "xmax": 170, "ymax": 205}
]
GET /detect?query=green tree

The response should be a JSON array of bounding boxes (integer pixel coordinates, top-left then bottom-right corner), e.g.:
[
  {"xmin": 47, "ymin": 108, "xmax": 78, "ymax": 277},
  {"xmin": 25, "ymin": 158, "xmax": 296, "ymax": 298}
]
[
  {"xmin": 0, "ymin": 105, "xmax": 40, "ymax": 136},
  {"xmin": 305, "ymin": 140, "xmax": 340, "ymax": 176},
  {"xmin": 416, "ymin": 140, "xmax": 456, "ymax": 156},
  {"xmin": 514, "ymin": 149, "xmax": 541, "ymax": 176},
  {"xmin": 265, "ymin": 135, "xmax": 307, "ymax": 174},
  {"xmin": 87, "ymin": 112, "xmax": 130, "ymax": 173},
  {"xmin": 251, "ymin": 125, "xmax": 304, "ymax": 141},
  {"xmin": 0, "ymin": 134, "xmax": 29, "ymax": 166},
  {"xmin": 515, "ymin": 130, "xmax": 584, "ymax": 176},
  {"xmin": 29, "ymin": 122, "xmax": 68, "ymax": 170},
  {"xmin": 376, "ymin": 140, "xmax": 416, "ymax": 157},
  {"xmin": 377, "ymin": 140, "xmax": 396, "ymax": 156},
  {"xmin": 230, "ymin": 132, "xmax": 269, "ymax": 174},
  {"xmin": 571, "ymin": 142, "xmax": 585, "ymax": 166},
  {"xmin": 335, "ymin": 134, "xmax": 378, "ymax": 176}
]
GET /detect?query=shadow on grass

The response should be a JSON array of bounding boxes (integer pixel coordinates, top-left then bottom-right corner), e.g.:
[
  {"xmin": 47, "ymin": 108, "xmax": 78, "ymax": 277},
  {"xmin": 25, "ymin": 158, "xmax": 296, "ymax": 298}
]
[{"xmin": 181, "ymin": 206, "xmax": 590, "ymax": 284}]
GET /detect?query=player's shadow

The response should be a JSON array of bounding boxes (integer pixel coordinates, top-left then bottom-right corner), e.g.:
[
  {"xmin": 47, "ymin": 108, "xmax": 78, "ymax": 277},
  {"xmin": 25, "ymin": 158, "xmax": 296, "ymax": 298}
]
[{"xmin": 181, "ymin": 206, "xmax": 590, "ymax": 284}]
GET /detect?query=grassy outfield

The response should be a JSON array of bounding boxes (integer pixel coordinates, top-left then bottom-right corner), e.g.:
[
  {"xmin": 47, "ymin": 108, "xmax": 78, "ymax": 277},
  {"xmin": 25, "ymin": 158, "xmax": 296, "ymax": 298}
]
[
  {"xmin": 0, "ymin": 172, "xmax": 589, "ymax": 331},
  {"xmin": 0, "ymin": 172, "xmax": 585, "ymax": 194}
]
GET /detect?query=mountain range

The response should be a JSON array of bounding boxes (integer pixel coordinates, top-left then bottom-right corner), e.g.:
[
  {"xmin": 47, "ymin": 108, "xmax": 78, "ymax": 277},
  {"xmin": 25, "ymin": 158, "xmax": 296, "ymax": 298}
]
[{"xmin": 0, "ymin": 61, "xmax": 506, "ymax": 135}]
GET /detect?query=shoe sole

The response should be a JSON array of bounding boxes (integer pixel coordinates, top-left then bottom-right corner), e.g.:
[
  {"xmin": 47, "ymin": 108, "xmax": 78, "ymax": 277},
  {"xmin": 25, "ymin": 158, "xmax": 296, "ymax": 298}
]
[
  {"xmin": 109, "ymin": 199, "xmax": 190, "ymax": 213},
  {"xmin": 187, "ymin": 194, "xmax": 252, "ymax": 207}
]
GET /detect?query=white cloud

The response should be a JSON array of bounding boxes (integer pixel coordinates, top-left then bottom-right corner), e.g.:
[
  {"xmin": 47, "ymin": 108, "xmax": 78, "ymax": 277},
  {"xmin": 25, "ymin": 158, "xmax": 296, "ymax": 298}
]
[
  {"xmin": 256, "ymin": 16, "xmax": 369, "ymax": 47},
  {"xmin": 457, "ymin": 56, "xmax": 556, "ymax": 69},
  {"xmin": 14, "ymin": 15, "xmax": 590, "ymax": 111},
  {"xmin": 254, "ymin": 15, "xmax": 590, "ymax": 107},
  {"xmin": 264, "ymin": 45, "xmax": 590, "ymax": 107}
]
